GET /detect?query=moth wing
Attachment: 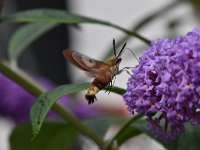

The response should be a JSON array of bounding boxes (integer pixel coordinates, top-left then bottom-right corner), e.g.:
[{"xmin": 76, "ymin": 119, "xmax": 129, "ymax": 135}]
[{"xmin": 63, "ymin": 49, "xmax": 109, "ymax": 77}]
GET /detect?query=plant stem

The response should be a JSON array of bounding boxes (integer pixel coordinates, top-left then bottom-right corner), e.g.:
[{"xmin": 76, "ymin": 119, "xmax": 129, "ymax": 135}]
[
  {"xmin": 106, "ymin": 114, "xmax": 143, "ymax": 149},
  {"xmin": 0, "ymin": 61, "xmax": 104, "ymax": 148},
  {"xmin": 52, "ymin": 103, "xmax": 104, "ymax": 147}
]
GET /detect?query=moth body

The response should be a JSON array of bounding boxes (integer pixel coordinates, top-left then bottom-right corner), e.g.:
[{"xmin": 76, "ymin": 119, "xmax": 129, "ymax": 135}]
[{"xmin": 63, "ymin": 40, "xmax": 126, "ymax": 104}]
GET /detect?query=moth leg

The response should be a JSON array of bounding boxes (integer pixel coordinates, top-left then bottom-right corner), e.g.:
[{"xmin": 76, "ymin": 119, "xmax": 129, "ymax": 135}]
[
  {"xmin": 105, "ymin": 82, "xmax": 111, "ymax": 93},
  {"xmin": 109, "ymin": 75, "xmax": 116, "ymax": 94},
  {"xmin": 105, "ymin": 80, "xmax": 113, "ymax": 94},
  {"xmin": 112, "ymin": 75, "xmax": 117, "ymax": 86},
  {"xmin": 118, "ymin": 67, "xmax": 132, "ymax": 76},
  {"xmin": 108, "ymin": 72, "xmax": 116, "ymax": 93},
  {"xmin": 105, "ymin": 70, "xmax": 114, "ymax": 94},
  {"xmin": 107, "ymin": 73, "xmax": 118, "ymax": 94},
  {"xmin": 107, "ymin": 81, "xmax": 112, "ymax": 94}
]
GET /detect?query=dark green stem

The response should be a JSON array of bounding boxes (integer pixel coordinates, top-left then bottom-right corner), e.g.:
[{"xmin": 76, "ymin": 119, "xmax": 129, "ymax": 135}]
[
  {"xmin": 52, "ymin": 103, "xmax": 104, "ymax": 147},
  {"xmin": 0, "ymin": 61, "xmax": 104, "ymax": 148},
  {"xmin": 106, "ymin": 114, "xmax": 143, "ymax": 149}
]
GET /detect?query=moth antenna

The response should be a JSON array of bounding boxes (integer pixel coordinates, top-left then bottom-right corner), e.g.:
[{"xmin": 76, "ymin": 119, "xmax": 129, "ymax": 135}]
[
  {"xmin": 117, "ymin": 42, "xmax": 127, "ymax": 58},
  {"xmin": 113, "ymin": 38, "xmax": 116, "ymax": 57},
  {"xmin": 125, "ymin": 48, "xmax": 139, "ymax": 63}
]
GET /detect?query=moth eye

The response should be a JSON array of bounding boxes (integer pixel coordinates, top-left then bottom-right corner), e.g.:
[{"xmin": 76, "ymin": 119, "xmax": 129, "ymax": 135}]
[{"xmin": 82, "ymin": 56, "xmax": 96, "ymax": 67}]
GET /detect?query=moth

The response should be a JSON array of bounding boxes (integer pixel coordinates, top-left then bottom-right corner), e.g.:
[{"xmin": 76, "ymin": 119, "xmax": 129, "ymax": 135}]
[{"xmin": 63, "ymin": 39, "xmax": 127, "ymax": 104}]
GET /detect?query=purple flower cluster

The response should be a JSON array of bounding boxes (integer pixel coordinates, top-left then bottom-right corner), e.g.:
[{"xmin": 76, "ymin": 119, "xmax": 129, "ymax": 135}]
[{"xmin": 124, "ymin": 28, "xmax": 200, "ymax": 140}]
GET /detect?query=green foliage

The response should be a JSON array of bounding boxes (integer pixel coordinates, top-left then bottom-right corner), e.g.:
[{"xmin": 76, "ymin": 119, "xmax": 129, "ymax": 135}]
[
  {"xmin": 1, "ymin": 9, "xmax": 150, "ymax": 55},
  {"xmin": 1, "ymin": 9, "xmax": 104, "ymax": 24},
  {"xmin": 10, "ymin": 122, "xmax": 78, "ymax": 150},
  {"xmin": 116, "ymin": 126, "xmax": 142, "ymax": 145},
  {"xmin": 85, "ymin": 116, "xmax": 144, "ymax": 148},
  {"xmin": 161, "ymin": 124, "xmax": 200, "ymax": 150},
  {"xmin": 85, "ymin": 117, "xmax": 125, "ymax": 138},
  {"xmin": 30, "ymin": 82, "xmax": 89, "ymax": 138},
  {"xmin": 8, "ymin": 23, "xmax": 57, "ymax": 60},
  {"xmin": 129, "ymin": 118, "xmax": 200, "ymax": 150}
]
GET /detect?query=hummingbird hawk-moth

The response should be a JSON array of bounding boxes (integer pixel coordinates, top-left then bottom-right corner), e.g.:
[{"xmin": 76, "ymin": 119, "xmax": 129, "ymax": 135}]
[{"xmin": 63, "ymin": 39, "xmax": 127, "ymax": 104}]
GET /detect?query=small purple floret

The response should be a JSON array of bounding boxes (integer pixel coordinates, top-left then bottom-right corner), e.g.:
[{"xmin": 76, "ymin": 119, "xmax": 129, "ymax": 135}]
[{"xmin": 124, "ymin": 28, "xmax": 200, "ymax": 140}]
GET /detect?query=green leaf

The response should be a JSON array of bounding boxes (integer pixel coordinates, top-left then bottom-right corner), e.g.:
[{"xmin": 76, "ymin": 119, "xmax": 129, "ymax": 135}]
[
  {"xmin": 175, "ymin": 125, "xmax": 200, "ymax": 150},
  {"xmin": 0, "ymin": 9, "xmax": 150, "ymax": 44},
  {"xmin": 131, "ymin": 118, "xmax": 200, "ymax": 150},
  {"xmin": 85, "ymin": 116, "xmax": 142, "ymax": 145},
  {"xmin": 161, "ymin": 124, "xmax": 200, "ymax": 150},
  {"xmin": 1, "ymin": 9, "xmax": 109, "ymax": 25},
  {"xmin": 8, "ymin": 23, "xmax": 57, "ymax": 60},
  {"xmin": 10, "ymin": 122, "xmax": 78, "ymax": 150},
  {"xmin": 116, "ymin": 126, "xmax": 142, "ymax": 145},
  {"xmin": 85, "ymin": 116, "xmax": 125, "ymax": 137},
  {"xmin": 30, "ymin": 82, "xmax": 89, "ymax": 138}
]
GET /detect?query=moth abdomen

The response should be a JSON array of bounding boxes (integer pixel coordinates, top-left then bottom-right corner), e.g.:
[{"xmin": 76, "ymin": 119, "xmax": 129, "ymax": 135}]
[{"xmin": 85, "ymin": 84, "xmax": 99, "ymax": 104}]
